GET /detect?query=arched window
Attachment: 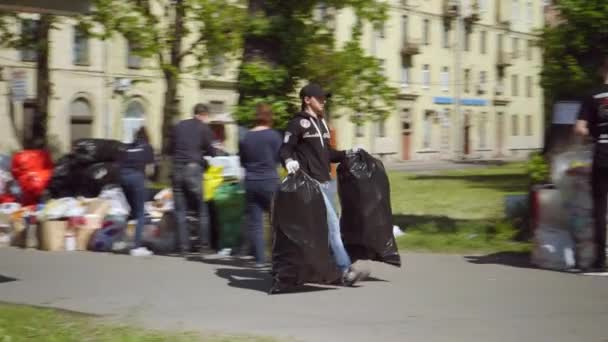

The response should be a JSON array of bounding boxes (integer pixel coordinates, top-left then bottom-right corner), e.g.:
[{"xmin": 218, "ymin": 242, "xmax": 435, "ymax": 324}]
[
  {"xmin": 70, "ymin": 98, "xmax": 93, "ymax": 143},
  {"xmin": 123, "ymin": 99, "xmax": 145, "ymax": 143}
]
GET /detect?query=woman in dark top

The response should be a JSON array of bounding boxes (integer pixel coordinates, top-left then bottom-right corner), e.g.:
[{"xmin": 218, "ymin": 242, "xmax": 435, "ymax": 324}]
[
  {"xmin": 121, "ymin": 127, "xmax": 155, "ymax": 257},
  {"xmin": 239, "ymin": 104, "xmax": 282, "ymax": 267}
]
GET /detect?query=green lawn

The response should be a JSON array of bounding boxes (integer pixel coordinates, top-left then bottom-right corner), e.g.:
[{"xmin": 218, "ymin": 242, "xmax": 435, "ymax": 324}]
[
  {"xmin": 390, "ymin": 163, "xmax": 532, "ymax": 253},
  {"xmin": 0, "ymin": 304, "xmax": 285, "ymax": 342}
]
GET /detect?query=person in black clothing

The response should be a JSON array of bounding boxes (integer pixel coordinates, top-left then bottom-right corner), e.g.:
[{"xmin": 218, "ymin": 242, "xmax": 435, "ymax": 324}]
[
  {"xmin": 121, "ymin": 127, "xmax": 155, "ymax": 257},
  {"xmin": 239, "ymin": 104, "xmax": 282, "ymax": 267},
  {"xmin": 575, "ymin": 56, "xmax": 608, "ymax": 272},
  {"xmin": 279, "ymin": 83, "xmax": 368, "ymax": 286},
  {"xmin": 170, "ymin": 103, "xmax": 216, "ymax": 258}
]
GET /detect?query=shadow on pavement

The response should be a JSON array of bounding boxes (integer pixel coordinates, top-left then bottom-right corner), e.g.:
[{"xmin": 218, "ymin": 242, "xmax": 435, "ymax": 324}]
[
  {"xmin": 0, "ymin": 275, "xmax": 18, "ymax": 284},
  {"xmin": 215, "ymin": 268, "xmax": 337, "ymax": 294},
  {"xmin": 464, "ymin": 251, "xmax": 535, "ymax": 269}
]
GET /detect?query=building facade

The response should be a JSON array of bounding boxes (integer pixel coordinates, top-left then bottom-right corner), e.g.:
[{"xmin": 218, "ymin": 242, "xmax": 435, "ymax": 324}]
[
  {"xmin": 332, "ymin": 0, "xmax": 545, "ymax": 161},
  {"xmin": 0, "ymin": 0, "xmax": 545, "ymax": 161},
  {"xmin": 0, "ymin": 14, "xmax": 239, "ymax": 155}
]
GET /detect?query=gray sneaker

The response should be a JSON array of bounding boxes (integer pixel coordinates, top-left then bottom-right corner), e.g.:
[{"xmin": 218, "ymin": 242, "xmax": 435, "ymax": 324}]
[{"xmin": 341, "ymin": 267, "xmax": 370, "ymax": 287}]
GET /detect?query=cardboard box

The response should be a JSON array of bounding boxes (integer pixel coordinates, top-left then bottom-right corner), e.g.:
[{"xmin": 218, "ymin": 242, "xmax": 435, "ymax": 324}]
[
  {"xmin": 86, "ymin": 200, "xmax": 111, "ymax": 217},
  {"xmin": 40, "ymin": 220, "xmax": 67, "ymax": 251},
  {"xmin": 74, "ymin": 214, "xmax": 104, "ymax": 250}
]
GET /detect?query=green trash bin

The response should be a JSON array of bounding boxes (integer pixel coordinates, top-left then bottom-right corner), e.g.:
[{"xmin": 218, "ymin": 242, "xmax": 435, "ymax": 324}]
[{"xmin": 213, "ymin": 182, "xmax": 245, "ymax": 249}]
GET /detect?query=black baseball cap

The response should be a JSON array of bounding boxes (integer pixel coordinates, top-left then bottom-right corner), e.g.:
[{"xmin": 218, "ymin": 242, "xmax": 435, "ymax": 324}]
[{"xmin": 299, "ymin": 83, "xmax": 332, "ymax": 100}]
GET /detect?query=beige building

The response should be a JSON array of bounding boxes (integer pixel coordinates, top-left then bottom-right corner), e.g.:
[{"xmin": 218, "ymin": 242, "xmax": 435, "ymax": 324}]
[
  {"xmin": 0, "ymin": 0, "xmax": 545, "ymax": 162},
  {"xmin": 332, "ymin": 0, "xmax": 545, "ymax": 161},
  {"xmin": 0, "ymin": 14, "xmax": 239, "ymax": 155}
]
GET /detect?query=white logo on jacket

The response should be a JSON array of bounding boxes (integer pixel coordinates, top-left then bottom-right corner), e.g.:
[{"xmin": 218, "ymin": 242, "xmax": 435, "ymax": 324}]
[{"xmin": 300, "ymin": 119, "xmax": 311, "ymax": 128}]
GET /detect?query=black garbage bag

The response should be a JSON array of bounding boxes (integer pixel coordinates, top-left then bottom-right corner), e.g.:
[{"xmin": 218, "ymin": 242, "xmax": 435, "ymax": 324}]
[
  {"xmin": 142, "ymin": 213, "xmax": 178, "ymax": 254},
  {"xmin": 72, "ymin": 139, "xmax": 126, "ymax": 164},
  {"xmin": 76, "ymin": 162, "xmax": 120, "ymax": 198},
  {"xmin": 337, "ymin": 150, "xmax": 401, "ymax": 267},
  {"xmin": 48, "ymin": 154, "xmax": 77, "ymax": 198},
  {"xmin": 270, "ymin": 171, "xmax": 339, "ymax": 293}
]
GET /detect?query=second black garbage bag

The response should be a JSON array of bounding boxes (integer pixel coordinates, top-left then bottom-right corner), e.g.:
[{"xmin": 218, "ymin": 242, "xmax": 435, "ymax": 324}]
[
  {"xmin": 337, "ymin": 150, "xmax": 401, "ymax": 267},
  {"xmin": 271, "ymin": 171, "xmax": 339, "ymax": 293}
]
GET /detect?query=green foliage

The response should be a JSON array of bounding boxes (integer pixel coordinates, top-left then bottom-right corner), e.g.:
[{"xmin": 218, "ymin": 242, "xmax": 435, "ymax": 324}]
[
  {"xmin": 236, "ymin": 0, "xmax": 397, "ymax": 129},
  {"xmin": 527, "ymin": 152, "xmax": 550, "ymax": 184},
  {"xmin": 540, "ymin": 0, "xmax": 608, "ymax": 101}
]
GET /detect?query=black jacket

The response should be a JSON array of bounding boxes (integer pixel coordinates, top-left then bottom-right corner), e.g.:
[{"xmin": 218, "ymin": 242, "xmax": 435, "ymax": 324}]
[{"xmin": 279, "ymin": 111, "xmax": 346, "ymax": 182}]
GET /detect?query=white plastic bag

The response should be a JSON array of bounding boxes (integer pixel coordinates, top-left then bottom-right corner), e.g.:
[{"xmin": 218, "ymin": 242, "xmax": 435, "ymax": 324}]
[
  {"xmin": 42, "ymin": 198, "xmax": 82, "ymax": 220},
  {"xmin": 0, "ymin": 202, "xmax": 21, "ymax": 215},
  {"xmin": 531, "ymin": 226, "xmax": 576, "ymax": 270},
  {"xmin": 99, "ymin": 186, "xmax": 131, "ymax": 217}
]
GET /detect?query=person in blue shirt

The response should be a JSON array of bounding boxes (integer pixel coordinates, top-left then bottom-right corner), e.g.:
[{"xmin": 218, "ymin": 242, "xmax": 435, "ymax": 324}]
[
  {"xmin": 120, "ymin": 127, "xmax": 155, "ymax": 256},
  {"xmin": 239, "ymin": 104, "xmax": 282, "ymax": 267}
]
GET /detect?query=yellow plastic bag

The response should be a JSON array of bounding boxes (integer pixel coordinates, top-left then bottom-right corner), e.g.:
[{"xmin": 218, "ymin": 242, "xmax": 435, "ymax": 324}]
[{"xmin": 204, "ymin": 166, "xmax": 224, "ymax": 201}]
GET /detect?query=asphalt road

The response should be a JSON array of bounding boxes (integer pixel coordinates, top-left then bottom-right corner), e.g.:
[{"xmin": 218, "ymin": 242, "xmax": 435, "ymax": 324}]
[{"xmin": 0, "ymin": 248, "xmax": 607, "ymax": 342}]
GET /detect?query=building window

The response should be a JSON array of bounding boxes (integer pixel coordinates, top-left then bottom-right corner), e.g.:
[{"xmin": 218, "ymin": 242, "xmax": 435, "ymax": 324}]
[
  {"xmin": 20, "ymin": 19, "xmax": 38, "ymax": 62},
  {"xmin": 378, "ymin": 59, "xmax": 386, "ymax": 76},
  {"xmin": 401, "ymin": 15, "xmax": 408, "ymax": 43},
  {"xmin": 511, "ymin": 114, "xmax": 519, "ymax": 136},
  {"xmin": 464, "ymin": 69, "xmax": 471, "ymax": 94},
  {"xmin": 375, "ymin": 119, "xmax": 386, "ymax": 138},
  {"xmin": 422, "ymin": 64, "xmax": 430, "ymax": 88},
  {"xmin": 526, "ymin": 76, "xmax": 533, "ymax": 97},
  {"xmin": 478, "ymin": 113, "xmax": 488, "ymax": 149},
  {"xmin": 376, "ymin": 23, "xmax": 385, "ymax": 39},
  {"xmin": 123, "ymin": 99, "xmax": 145, "ymax": 143},
  {"xmin": 210, "ymin": 55, "xmax": 225, "ymax": 76},
  {"xmin": 354, "ymin": 113, "xmax": 365, "ymax": 137},
  {"xmin": 480, "ymin": 30, "xmax": 487, "ymax": 54},
  {"xmin": 479, "ymin": 71, "xmax": 488, "ymax": 94},
  {"xmin": 512, "ymin": 0, "xmax": 520, "ymax": 23},
  {"xmin": 70, "ymin": 98, "xmax": 93, "ymax": 143},
  {"xmin": 423, "ymin": 19, "xmax": 430, "ymax": 46},
  {"xmin": 479, "ymin": 0, "xmax": 488, "ymax": 13},
  {"xmin": 441, "ymin": 67, "xmax": 449, "ymax": 92},
  {"xmin": 423, "ymin": 111, "xmax": 433, "ymax": 148},
  {"xmin": 526, "ymin": 1, "xmax": 533, "ymax": 26},
  {"xmin": 73, "ymin": 26, "xmax": 89, "ymax": 66},
  {"xmin": 497, "ymin": 33, "xmax": 504, "ymax": 52},
  {"xmin": 496, "ymin": 73, "xmax": 505, "ymax": 95},
  {"xmin": 464, "ymin": 28, "xmax": 471, "ymax": 52},
  {"xmin": 401, "ymin": 63, "xmax": 410, "ymax": 88},
  {"xmin": 127, "ymin": 40, "xmax": 142, "ymax": 69},
  {"xmin": 527, "ymin": 40, "xmax": 533, "ymax": 60},
  {"xmin": 209, "ymin": 100, "xmax": 225, "ymax": 116},
  {"xmin": 442, "ymin": 22, "xmax": 449, "ymax": 48},
  {"xmin": 511, "ymin": 74, "xmax": 519, "ymax": 96},
  {"xmin": 512, "ymin": 37, "xmax": 519, "ymax": 58},
  {"xmin": 525, "ymin": 115, "xmax": 533, "ymax": 136}
]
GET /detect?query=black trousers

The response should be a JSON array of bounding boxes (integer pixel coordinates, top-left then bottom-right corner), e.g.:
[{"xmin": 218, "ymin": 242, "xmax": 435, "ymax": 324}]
[{"xmin": 591, "ymin": 166, "xmax": 608, "ymax": 269}]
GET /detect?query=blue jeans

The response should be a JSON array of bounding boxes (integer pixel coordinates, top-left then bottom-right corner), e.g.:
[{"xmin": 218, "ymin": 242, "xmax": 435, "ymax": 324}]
[
  {"xmin": 245, "ymin": 179, "xmax": 278, "ymax": 264},
  {"xmin": 120, "ymin": 168, "xmax": 146, "ymax": 248},
  {"xmin": 319, "ymin": 182, "xmax": 351, "ymax": 273},
  {"xmin": 172, "ymin": 162, "xmax": 210, "ymax": 252}
]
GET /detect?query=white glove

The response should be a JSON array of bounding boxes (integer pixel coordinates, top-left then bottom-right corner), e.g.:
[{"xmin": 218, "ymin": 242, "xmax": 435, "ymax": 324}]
[
  {"xmin": 349, "ymin": 146, "xmax": 363, "ymax": 155},
  {"xmin": 286, "ymin": 159, "xmax": 300, "ymax": 174}
]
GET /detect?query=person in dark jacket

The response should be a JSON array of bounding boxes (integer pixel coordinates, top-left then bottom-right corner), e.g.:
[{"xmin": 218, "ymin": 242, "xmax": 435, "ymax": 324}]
[
  {"xmin": 574, "ymin": 55, "xmax": 608, "ymax": 272},
  {"xmin": 239, "ymin": 104, "xmax": 282, "ymax": 267},
  {"xmin": 279, "ymin": 83, "xmax": 368, "ymax": 286},
  {"xmin": 170, "ymin": 103, "xmax": 216, "ymax": 258},
  {"xmin": 121, "ymin": 127, "xmax": 155, "ymax": 257}
]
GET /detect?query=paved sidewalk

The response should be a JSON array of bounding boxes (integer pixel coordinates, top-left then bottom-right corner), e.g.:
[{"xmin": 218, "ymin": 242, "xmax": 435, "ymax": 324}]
[{"xmin": 0, "ymin": 248, "xmax": 607, "ymax": 342}]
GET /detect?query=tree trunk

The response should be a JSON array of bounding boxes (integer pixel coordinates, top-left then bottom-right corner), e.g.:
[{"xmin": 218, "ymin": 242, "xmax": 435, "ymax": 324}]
[
  {"xmin": 160, "ymin": 0, "xmax": 185, "ymax": 156},
  {"xmin": 32, "ymin": 14, "xmax": 52, "ymax": 149}
]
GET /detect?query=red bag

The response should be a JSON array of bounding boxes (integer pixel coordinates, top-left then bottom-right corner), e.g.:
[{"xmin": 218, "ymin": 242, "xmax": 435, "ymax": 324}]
[
  {"xmin": 18, "ymin": 170, "xmax": 53, "ymax": 198},
  {"xmin": 0, "ymin": 194, "xmax": 16, "ymax": 204},
  {"xmin": 11, "ymin": 150, "xmax": 53, "ymax": 178}
]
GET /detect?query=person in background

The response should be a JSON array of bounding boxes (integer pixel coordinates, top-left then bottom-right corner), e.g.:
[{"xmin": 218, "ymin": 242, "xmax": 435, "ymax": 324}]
[
  {"xmin": 170, "ymin": 103, "xmax": 216, "ymax": 258},
  {"xmin": 239, "ymin": 104, "xmax": 282, "ymax": 268},
  {"xmin": 574, "ymin": 55, "xmax": 608, "ymax": 272},
  {"xmin": 121, "ymin": 127, "xmax": 154, "ymax": 257},
  {"xmin": 279, "ymin": 83, "xmax": 368, "ymax": 286}
]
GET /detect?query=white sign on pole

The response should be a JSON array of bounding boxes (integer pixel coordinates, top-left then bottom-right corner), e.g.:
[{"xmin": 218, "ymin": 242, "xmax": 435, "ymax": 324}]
[{"xmin": 10, "ymin": 70, "xmax": 27, "ymax": 102}]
